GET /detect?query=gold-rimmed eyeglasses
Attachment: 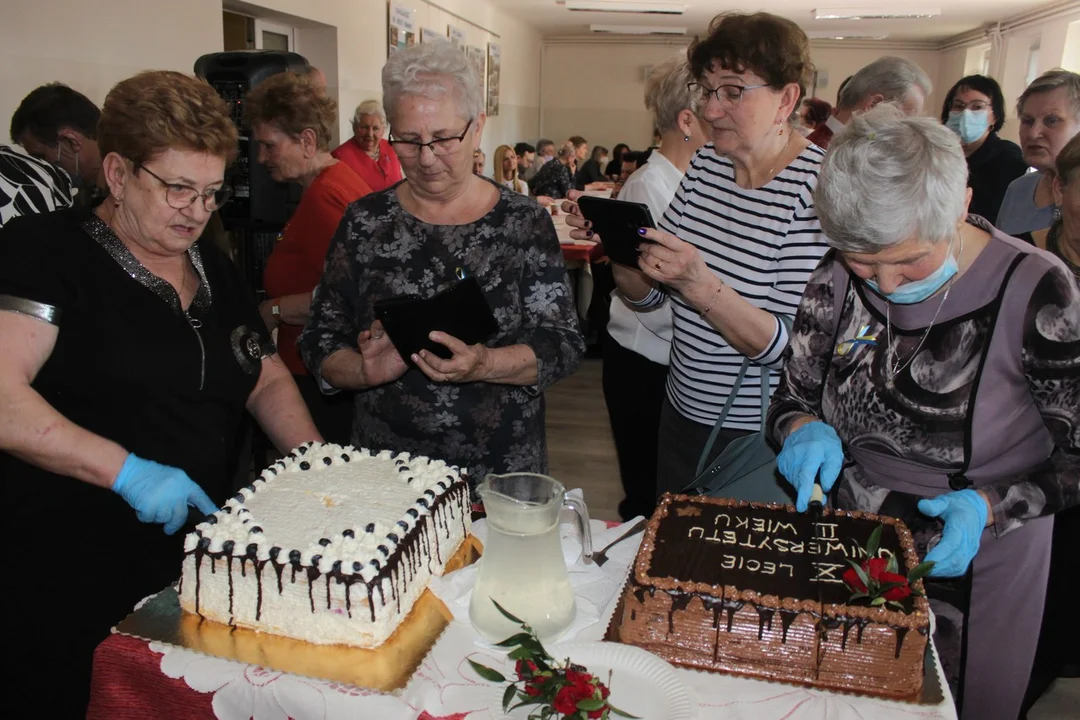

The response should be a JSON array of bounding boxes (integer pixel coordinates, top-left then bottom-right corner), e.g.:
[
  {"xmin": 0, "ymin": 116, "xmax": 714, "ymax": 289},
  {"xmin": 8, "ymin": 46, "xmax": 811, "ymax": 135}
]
[
  {"xmin": 687, "ymin": 82, "xmax": 769, "ymax": 108},
  {"xmin": 137, "ymin": 165, "xmax": 232, "ymax": 211},
  {"xmin": 388, "ymin": 120, "xmax": 473, "ymax": 158}
]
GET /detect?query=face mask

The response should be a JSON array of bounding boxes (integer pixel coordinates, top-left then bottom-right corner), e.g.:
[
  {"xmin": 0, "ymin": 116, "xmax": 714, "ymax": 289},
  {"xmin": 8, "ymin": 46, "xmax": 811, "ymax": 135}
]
[
  {"xmin": 945, "ymin": 109, "xmax": 990, "ymax": 145},
  {"xmin": 865, "ymin": 239, "xmax": 959, "ymax": 304},
  {"xmin": 54, "ymin": 138, "xmax": 82, "ymax": 188}
]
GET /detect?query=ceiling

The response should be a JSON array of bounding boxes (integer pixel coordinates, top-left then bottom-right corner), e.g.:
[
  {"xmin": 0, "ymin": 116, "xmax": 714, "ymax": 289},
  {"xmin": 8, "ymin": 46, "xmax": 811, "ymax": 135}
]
[{"xmin": 490, "ymin": 0, "xmax": 1058, "ymax": 42}]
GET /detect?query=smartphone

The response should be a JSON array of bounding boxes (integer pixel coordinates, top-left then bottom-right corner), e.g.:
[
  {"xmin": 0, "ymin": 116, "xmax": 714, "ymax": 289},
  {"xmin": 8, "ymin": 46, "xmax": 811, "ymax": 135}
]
[{"xmin": 577, "ymin": 195, "xmax": 657, "ymax": 267}]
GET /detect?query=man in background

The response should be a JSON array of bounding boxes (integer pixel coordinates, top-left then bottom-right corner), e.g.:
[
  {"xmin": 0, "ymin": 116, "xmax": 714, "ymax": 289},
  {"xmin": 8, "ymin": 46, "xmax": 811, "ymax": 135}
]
[
  {"xmin": 526, "ymin": 138, "xmax": 555, "ymax": 181},
  {"xmin": 807, "ymin": 57, "xmax": 932, "ymax": 150},
  {"xmin": 11, "ymin": 83, "xmax": 103, "ymax": 194},
  {"xmin": 514, "ymin": 142, "xmax": 535, "ymax": 178}
]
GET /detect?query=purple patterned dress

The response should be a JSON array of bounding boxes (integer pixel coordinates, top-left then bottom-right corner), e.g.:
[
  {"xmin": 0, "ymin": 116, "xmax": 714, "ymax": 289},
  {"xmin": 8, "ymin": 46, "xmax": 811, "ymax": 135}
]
[{"xmin": 768, "ymin": 219, "xmax": 1080, "ymax": 719}]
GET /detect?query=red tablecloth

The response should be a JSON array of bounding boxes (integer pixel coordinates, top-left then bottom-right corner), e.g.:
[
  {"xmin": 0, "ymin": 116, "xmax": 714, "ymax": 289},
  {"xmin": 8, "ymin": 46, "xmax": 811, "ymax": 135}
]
[{"xmin": 89, "ymin": 634, "xmax": 214, "ymax": 720}]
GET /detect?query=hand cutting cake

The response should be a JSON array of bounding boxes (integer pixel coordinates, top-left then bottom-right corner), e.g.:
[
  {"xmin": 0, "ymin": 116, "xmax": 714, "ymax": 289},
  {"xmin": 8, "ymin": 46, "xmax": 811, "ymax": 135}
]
[
  {"xmin": 178, "ymin": 442, "xmax": 472, "ymax": 648},
  {"xmin": 616, "ymin": 493, "xmax": 930, "ymax": 699}
]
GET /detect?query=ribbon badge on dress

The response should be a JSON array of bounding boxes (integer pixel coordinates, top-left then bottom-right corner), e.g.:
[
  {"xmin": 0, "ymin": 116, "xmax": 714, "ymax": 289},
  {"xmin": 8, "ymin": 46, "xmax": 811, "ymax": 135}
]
[{"xmin": 836, "ymin": 324, "xmax": 878, "ymax": 356}]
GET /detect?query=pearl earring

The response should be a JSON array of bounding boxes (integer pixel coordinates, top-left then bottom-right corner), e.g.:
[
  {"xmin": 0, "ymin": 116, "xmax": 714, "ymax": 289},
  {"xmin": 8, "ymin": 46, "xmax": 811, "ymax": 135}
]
[{"xmin": 684, "ymin": 135, "xmax": 690, "ymax": 142}]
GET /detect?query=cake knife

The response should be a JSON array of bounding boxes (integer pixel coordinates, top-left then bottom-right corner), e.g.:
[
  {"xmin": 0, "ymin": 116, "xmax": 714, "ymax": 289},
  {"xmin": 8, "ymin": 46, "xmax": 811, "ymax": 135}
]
[{"xmin": 808, "ymin": 483, "xmax": 825, "ymax": 522}]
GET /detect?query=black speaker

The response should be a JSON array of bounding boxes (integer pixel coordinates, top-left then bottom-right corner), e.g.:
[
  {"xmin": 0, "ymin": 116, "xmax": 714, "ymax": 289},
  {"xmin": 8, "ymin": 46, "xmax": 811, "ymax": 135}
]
[{"xmin": 194, "ymin": 51, "xmax": 308, "ymax": 229}]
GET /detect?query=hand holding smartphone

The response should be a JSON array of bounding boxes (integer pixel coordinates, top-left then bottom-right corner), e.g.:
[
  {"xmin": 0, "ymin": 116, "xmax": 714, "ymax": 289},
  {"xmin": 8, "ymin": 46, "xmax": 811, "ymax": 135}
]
[{"xmin": 576, "ymin": 196, "xmax": 657, "ymax": 267}]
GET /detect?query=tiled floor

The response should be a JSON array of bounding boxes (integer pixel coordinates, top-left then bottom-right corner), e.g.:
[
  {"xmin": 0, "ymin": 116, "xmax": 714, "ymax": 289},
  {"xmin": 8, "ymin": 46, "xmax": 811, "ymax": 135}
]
[{"xmin": 545, "ymin": 358, "xmax": 1079, "ymax": 719}]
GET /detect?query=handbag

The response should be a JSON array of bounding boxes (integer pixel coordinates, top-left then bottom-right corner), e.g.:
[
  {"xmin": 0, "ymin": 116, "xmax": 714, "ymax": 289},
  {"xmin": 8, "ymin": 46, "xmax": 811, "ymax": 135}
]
[{"xmin": 680, "ymin": 316, "xmax": 795, "ymax": 504}]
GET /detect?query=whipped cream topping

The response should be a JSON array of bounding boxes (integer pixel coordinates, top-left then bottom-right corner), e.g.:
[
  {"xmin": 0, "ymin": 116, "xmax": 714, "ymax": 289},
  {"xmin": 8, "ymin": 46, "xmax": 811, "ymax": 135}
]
[{"xmin": 186, "ymin": 442, "xmax": 466, "ymax": 582}]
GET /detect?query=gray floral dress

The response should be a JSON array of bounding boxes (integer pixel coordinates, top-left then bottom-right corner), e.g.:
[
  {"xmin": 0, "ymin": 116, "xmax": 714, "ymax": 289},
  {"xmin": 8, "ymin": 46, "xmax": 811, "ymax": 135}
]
[
  {"xmin": 767, "ymin": 219, "xmax": 1080, "ymax": 719},
  {"xmin": 299, "ymin": 180, "xmax": 584, "ymax": 485}
]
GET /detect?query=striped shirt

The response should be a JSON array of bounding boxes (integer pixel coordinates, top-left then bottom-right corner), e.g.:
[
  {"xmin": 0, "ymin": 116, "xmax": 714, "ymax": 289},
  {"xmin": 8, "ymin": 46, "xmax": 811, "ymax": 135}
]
[
  {"xmin": 0, "ymin": 145, "xmax": 73, "ymax": 228},
  {"xmin": 636, "ymin": 144, "xmax": 830, "ymax": 430}
]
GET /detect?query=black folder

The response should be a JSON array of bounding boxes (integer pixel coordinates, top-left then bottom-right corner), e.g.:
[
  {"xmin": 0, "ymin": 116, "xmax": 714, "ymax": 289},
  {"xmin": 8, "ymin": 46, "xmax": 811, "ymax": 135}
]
[{"xmin": 373, "ymin": 276, "xmax": 499, "ymax": 363}]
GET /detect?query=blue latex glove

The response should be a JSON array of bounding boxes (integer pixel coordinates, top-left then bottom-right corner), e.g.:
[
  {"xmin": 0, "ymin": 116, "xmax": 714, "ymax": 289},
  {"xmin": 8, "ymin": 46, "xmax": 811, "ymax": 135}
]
[
  {"xmin": 917, "ymin": 489, "xmax": 988, "ymax": 578},
  {"xmin": 776, "ymin": 421, "xmax": 844, "ymax": 512},
  {"xmin": 112, "ymin": 454, "xmax": 218, "ymax": 535}
]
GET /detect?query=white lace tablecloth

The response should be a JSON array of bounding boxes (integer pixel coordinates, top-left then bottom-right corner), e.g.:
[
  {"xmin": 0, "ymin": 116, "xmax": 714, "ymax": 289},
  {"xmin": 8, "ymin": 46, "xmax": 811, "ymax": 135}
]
[{"xmin": 146, "ymin": 517, "xmax": 957, "ymax": 720}]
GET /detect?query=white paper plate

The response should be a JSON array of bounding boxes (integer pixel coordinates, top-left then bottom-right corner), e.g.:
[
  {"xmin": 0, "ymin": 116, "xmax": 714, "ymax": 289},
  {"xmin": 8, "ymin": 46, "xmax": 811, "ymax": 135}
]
[{"xmin": 491, "ymin": 642, "xmax": 695, "ymax": 719}]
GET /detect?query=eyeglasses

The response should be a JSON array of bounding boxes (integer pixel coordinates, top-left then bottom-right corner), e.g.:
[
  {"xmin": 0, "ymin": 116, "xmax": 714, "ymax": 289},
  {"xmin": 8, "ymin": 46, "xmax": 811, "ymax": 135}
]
[
  {"xmin": 950, "ymin": 100, "xmax": 990, "ymax": 113},
  {"xmin": 137, "ymin": 165, "xmax": 232, "ymax": 211},
  {"xmin": 687, "ymin": 82, "xmax": 768, "ymax": 108},
  {"xmin": 388, "ymin": 120, "xmax": 473, "ymax": 158}
]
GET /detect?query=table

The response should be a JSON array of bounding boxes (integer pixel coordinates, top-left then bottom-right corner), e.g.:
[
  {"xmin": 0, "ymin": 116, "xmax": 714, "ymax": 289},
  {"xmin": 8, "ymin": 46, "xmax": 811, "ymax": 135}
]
[
  {"xmin": 88, "ymin": 518, "xmax": 957, "ymax": 720},
  {"xmin": 552, "ymin": 212, "xmax": 600, "ymax": 320}
]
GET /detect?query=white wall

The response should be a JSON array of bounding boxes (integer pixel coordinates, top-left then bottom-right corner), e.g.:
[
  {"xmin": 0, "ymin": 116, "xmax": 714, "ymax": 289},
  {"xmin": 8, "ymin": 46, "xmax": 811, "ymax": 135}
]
[
  {"xmin": 0, "ymin": 0, "xmax": 542, "ymax": 162},
  {"xmin": 540, "ymin": 41, "xmax": 689, "ymax": 154},
  {"xmin": 538, "ymin": 39, "xmax": 944, "ymax": 154}
]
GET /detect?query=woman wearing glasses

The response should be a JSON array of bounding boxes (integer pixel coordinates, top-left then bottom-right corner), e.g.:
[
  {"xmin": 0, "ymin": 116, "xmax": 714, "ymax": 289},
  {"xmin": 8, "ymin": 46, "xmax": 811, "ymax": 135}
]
[
  {"xmin": 939, "ymin": 74, "xmax": 1027, "ymax": 225},
  {"xmin": 246, "ymin": 72, "xmax": 373, "ymax": 445},
  {"xmin": 299, "ymin": 42, "xmax": 584, "ymax": 489},
  {"xmin": 0, "ymin": 71, "xmax": 320, "ymax": 716},
  {"xmin": 567, "ymin": 12, "xmax": 829, "ymax": 496}
]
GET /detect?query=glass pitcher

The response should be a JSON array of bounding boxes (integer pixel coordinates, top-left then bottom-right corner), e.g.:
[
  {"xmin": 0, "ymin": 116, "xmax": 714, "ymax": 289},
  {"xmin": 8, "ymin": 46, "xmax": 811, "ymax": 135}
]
[{"xmin": 469, "ymin": 473, "xmax": 593, "ymax": 644}]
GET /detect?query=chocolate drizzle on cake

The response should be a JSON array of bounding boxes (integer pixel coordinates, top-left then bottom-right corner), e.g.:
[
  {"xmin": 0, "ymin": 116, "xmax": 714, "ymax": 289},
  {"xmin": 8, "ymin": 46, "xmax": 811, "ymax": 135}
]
[{"xmin": 183, "ymin": 460, "xmax": 472, "ymax": 634}]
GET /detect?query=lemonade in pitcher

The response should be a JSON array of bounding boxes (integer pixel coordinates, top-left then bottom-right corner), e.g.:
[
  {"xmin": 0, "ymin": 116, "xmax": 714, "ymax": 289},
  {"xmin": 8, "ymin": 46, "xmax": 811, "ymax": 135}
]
[{"xmin": 469, "ymin": 473, "xmax": 591, "ymax": 644}]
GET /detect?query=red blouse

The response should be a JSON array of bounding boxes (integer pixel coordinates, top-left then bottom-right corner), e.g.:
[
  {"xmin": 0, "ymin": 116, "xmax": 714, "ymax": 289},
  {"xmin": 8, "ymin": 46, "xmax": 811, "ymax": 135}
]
[
  {"xmin": 331, "ymin": 137, "xmax": 403, "ymax": 193},
  {"xmin": 263, "ymin": 162, "xmax": 372, "ymax": 375}
]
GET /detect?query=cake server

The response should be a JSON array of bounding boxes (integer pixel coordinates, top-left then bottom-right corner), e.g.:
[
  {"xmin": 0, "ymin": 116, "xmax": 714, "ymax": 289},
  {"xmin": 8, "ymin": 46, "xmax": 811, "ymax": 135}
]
[{"xmin": 589, "ymin": 517, "xmax": 647, "ymax": 567}]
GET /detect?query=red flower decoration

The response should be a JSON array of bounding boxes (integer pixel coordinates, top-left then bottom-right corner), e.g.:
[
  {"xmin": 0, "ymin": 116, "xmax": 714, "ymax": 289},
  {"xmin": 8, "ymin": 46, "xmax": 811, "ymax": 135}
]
[
  {"xmin": 553, "ymin": 684, "xmax": 585, "ymax": 714},
  {"xmin": 843, "ymin": 557, "xmax": 913, "ymax": 600},
  {"xmin": 515, "ymin": 659, "xmax": 539, "ymax": 679}
]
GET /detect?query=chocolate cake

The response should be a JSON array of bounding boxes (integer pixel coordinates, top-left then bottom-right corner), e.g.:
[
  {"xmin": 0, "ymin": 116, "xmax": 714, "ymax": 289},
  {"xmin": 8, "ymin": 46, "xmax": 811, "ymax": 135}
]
[{"xmin": 616, "ymin": 494, "xmax": 930, "ymax": 699}]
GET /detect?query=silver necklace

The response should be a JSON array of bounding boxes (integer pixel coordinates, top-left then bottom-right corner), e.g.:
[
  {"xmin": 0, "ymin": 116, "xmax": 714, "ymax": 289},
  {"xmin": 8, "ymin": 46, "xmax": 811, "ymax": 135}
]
[{"xmin": 885, "ymin": 234, "xmax": 963, "ymax": 382}]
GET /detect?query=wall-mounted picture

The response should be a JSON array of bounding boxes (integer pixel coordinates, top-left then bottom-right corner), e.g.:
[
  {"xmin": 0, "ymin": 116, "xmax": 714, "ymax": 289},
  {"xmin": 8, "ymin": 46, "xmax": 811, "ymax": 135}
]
[
  {"xmin": 387, "ymin": 1, "xmax": 415, "ymax": 56},
  {"xmin": 447, "ymin": 24, "xmax": 467, "ymax": 51},
  {"xmin": 467, "ymin": 46, "xmax": 487, "ymax": 105},
  {"xmin": 421, "ymin": 27, "xmax": 446, "ymax": 44},
  {"xmin": 486, "ymin": 43, "xmax": 500, "ymax": 117}
]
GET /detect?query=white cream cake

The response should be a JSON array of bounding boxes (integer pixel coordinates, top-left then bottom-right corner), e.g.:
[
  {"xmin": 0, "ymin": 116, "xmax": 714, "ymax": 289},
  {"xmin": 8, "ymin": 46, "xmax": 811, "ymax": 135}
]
[{"xmin": 178, "ymin": 442, "xmax": 471, "ymax": 648}]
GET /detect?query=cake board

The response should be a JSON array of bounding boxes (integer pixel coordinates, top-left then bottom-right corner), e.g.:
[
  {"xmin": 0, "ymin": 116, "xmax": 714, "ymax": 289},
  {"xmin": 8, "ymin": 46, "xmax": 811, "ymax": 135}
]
[
  {"xmin": 601, "ymin": 574, "xmax": 948, "ymax": 706},
  {"xmin": 115, "ymin": 534, "xmax": 482, "ymax": 692}
]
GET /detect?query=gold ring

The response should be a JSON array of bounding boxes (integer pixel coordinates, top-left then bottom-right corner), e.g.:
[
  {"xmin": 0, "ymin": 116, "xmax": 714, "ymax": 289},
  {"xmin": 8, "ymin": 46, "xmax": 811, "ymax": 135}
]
[
  {"xmin": 655, "ymin": 260, "xmax": 663, "ymax": 270},
  {"xmin": 443, "ymin": 373, "xmax": 451, "ymax": 382}
]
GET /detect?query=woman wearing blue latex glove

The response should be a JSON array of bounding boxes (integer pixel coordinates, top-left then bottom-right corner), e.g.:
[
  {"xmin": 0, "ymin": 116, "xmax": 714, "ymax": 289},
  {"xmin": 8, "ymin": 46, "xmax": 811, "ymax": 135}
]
[
  {"xmin": 775, "ymin": 419, "xmax": 844, "ymax": 512},
  {"xmin": 767, "ymin": 107, "xmax": 1080, "ymax": 719},
  {"xmin": 0, "ymin": 72, "xmax": 321, "ymax": 718},
  {"xmin": 112, "ymin": 455, "xmax": 220, "ymax": 535}
]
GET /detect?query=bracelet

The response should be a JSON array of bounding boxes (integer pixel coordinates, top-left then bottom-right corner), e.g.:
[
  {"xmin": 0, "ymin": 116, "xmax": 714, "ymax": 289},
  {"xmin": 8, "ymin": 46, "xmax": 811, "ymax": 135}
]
[{"xmin": 699, "ymin": 282, "xmax": 724, "ymax": 318}]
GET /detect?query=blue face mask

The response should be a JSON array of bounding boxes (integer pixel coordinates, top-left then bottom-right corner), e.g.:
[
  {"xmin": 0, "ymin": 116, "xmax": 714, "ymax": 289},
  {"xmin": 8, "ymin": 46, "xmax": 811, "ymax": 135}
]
[
  {"xmin": 945, "ymin": 109, "xmax": 990, "ymax": 145},
  {"xmin": 865, "ymin": 241, "xmax": 959, "ymax": 304}
]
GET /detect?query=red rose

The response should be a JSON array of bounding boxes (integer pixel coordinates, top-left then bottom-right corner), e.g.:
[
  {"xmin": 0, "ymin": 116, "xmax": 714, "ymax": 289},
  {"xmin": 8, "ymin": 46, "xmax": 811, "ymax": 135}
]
[
  {"xmin": 842, "ymin": 557, "xmax": 911, "ymax": 602},
  {"xmin": 553, "ymin": 684, "xmax": 583, "ymax": 714},
  {"xmin": 880, "ymin": 572, "xmax": 912, "ymax": 601},
  {"xmin": 565, "ymin": 669, "xmax": 594, "ymax": 687},
  {"xmin": 523, "ymin": 680, "xmax": 544, "ymax": 697},
  {"xmin": 597, "ymin": 681, "xmax": 611, "ymax": 699},
  {"xmin": 515, "ymin": 659, "xmax": 539, "ymax": 679}
]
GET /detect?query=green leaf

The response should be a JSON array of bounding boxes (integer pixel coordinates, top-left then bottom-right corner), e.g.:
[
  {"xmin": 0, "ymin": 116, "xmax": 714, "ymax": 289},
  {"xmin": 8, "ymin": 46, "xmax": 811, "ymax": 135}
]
[
  {"xmin": 907, "ymin": 561, "xmax": 936, "ymax": 583},
  {"xmin": 609, "ymin": 702, "xmax": 642, "ymax": 718},
  {"xmin": 508, "ymin": 646, "xmax": 534, "ymax": 661},
  {"xmin": 848, "ymin": 591, "xmax": 869, "ymax": 601},
  {"xmin": 503, "ymin": 683, "xmax": 518, "ymax": 711},
  {"xmin": 540, "ymin": 707, "xmax": 554, "ymax": 720},
  {"xmin": 577, "ymin": 698, "xmax": 608, "ymax": 711},
  {"xmin": 877, "ymin": 581, "xmax": 907, "ymax": 594},
  {"xmin": 886, "ymin": 553, "xmax": 899, "ymax": 575},
  {"xmin": 866, "ymin": 525, "xmax": 883, "ymax": 559},
  {"xmin": 871, "ymin": 596, "xmax": 886, "ymax": 606},
  {"xmin": 846, "ymin": 559, "xmax": 871, "ymax": 590},
  {"xmin": 467, "ymin": 658, "xmax": 506, "ymax": 683},
  {"xmin": 888, "ymin": 601, "xmax": 905, "ymax": 611},
  {"xmin": 496, "ymin": 632, "xmax": 536, "ymax": 648},
  {"xmin": 532, "ymin": 654, "xmax": 552, "ymax": 672},
  {"xmin": 490, "ymin": 598, "xmax": 528, "ymax": 627}
]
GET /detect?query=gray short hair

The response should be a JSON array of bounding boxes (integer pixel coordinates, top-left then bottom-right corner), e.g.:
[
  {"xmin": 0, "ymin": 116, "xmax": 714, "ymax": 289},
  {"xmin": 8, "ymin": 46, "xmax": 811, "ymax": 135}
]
[
  {"xmin": 837, "ymin": 56, "xmax": 932, "ymax": 111},
  {"xmin": 815, "ymin": 104, "xmax": 968, "ymax": 253},
  {"xmin": 556, "ymin": 141, "xmax": 576, "ymax": 160},
  {"xmin": 1016, "ymin": 68, "xmax": 1080, "ymax": 121},
  {"xmin": 352, "ymin": 99, "xmax": 385, "ymax": 126},
  {"xmin": 645, "ymin": 57, "xmax": 699, "ymax": 134},
  {"xmin": 381, "ymin": 43, "xmax": 482, "ymax": 125}
]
